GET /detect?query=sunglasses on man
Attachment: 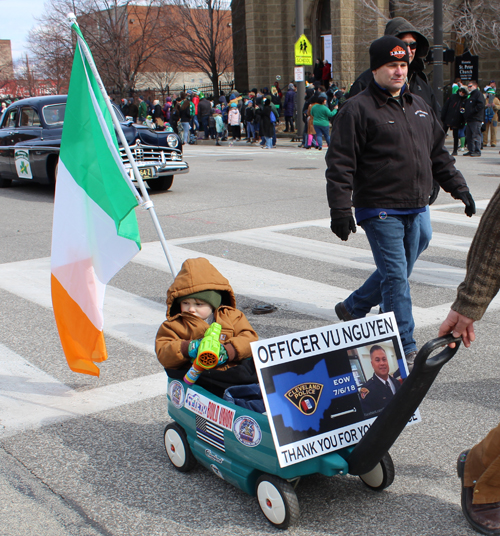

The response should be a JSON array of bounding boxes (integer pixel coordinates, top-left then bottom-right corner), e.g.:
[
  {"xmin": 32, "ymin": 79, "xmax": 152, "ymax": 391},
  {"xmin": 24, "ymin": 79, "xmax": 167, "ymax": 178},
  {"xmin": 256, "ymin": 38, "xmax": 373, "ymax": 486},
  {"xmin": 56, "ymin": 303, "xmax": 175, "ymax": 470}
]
[{"xmin": 405, "ymin": 41, "xmax": 418, "ymax": 50}]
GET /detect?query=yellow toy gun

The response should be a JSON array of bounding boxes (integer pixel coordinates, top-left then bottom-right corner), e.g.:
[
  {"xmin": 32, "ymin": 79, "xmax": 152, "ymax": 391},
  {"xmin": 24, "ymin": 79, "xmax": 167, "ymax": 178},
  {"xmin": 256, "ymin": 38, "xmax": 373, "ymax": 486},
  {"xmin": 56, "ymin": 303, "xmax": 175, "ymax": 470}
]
[{"xmin": 184, "ymin": 323, "xmax": 222, "ymax": 385}]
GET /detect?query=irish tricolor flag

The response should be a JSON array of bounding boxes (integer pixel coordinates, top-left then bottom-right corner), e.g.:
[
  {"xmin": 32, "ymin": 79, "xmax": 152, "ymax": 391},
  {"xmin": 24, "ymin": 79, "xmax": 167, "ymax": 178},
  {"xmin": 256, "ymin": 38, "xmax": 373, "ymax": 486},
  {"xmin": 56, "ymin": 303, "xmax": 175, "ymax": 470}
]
[{"xmin": 51, "ymin": 24, "xmax": 141, "ymax": 376}]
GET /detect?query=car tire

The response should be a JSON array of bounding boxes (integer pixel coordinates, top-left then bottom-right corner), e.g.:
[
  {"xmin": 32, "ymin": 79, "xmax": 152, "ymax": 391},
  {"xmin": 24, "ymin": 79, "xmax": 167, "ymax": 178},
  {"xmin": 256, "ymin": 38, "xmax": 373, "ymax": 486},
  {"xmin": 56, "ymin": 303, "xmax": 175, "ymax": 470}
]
[
  {"xmin": 163, "ymin": 422, "xmax": 197, "ymax": 472},
  {"xmin": 147, "ymin": 176, "xmax": 173, "ymax": 191},
  {"xmin": 256, "ymin": 474, "xmax": 300, "ymax": 529},
  {"xmin": 358, "ymin": 451, "xmax": 395, "ymax": 491},
  {"xmin": 0, "ymin": 177, "xmax": 12, "ymax": 188}
]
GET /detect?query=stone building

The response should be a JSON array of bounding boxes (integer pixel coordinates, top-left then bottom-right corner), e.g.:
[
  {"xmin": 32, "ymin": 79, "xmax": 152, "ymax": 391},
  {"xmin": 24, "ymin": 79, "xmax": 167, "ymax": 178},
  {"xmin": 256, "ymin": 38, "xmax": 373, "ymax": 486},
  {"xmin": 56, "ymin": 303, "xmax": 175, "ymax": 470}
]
[
  {"xmin": 0, "ymin": 40, "xmax": 14, "ymax": 81},
  {"xmin": 231, "ymin": 0, "xmax": 499, "ymax": 92}
]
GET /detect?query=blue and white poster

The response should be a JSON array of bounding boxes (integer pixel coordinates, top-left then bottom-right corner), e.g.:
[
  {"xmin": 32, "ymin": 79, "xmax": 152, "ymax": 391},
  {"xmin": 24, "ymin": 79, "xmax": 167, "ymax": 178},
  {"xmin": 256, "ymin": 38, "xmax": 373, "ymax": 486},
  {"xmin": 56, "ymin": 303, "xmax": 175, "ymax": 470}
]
[{"xmin": 251, "ymin": 313, "xmax": 420, "ymax": 467}]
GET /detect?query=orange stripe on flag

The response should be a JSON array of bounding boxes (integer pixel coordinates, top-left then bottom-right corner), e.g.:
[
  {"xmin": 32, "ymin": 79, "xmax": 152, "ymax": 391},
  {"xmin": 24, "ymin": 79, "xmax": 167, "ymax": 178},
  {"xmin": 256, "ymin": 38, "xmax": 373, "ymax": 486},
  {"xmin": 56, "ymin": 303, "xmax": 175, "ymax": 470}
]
[{"xmin": 51, "ymin": 274, "xmax": 107, "ymax": 376}]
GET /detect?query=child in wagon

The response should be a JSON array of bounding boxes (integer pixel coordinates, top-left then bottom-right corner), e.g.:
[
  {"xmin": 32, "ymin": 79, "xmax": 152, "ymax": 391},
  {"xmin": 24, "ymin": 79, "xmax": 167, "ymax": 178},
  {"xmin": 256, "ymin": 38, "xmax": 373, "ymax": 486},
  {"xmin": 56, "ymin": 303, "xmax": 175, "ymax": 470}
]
[{"xmin": 156, "ymin": 257, "xmax": 259, "ymax": 397}]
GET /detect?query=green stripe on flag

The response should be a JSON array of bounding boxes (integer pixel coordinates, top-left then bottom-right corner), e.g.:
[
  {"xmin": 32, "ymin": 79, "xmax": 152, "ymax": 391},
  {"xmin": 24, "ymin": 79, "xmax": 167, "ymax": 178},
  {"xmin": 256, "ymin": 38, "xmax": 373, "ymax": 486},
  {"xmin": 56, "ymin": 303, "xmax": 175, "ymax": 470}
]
[{"xmin": 61, "ymin": 29, "xmax": 140, "ymax": 248}]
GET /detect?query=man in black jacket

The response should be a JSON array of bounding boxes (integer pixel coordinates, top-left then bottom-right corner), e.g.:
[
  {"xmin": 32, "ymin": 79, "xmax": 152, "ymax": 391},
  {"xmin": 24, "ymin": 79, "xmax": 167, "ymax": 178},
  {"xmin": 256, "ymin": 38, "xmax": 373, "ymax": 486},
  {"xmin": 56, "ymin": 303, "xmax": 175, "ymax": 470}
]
[
  {"xmin": 349, "ymin": 17, "xmax": 439, "ymax": 118},
  {"xmin": 464, "ymin": 80, "xmax": 485, "ymax": 157},
  {"xmin": 327, "ymin": 36, "xmax": 475, "ymax": 369}
]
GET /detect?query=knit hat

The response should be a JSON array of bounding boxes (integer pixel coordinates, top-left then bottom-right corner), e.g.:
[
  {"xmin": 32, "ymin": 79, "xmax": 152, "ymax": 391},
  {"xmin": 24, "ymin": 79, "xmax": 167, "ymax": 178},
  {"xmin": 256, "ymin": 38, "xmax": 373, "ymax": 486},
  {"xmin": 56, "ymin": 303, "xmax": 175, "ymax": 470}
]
[
  {"xmin": 177, "ymin": 290, "xmax": 222, "ymax": 310},
  {"xmin": 370, "ymin": 36, "xmax": 409, "ymax": 71},
  {"xmin": 288, "ymin": 83, "xmax": 294, "ymax": 89}
]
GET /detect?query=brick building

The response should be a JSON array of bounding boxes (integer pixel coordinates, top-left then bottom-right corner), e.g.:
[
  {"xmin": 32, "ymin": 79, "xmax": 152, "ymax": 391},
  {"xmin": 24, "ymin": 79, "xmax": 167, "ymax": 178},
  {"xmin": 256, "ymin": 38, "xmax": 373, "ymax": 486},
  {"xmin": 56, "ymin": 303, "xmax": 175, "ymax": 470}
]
[{"xmin": 81, "ymin": 3, "xmax": 234, "ymax": 95}]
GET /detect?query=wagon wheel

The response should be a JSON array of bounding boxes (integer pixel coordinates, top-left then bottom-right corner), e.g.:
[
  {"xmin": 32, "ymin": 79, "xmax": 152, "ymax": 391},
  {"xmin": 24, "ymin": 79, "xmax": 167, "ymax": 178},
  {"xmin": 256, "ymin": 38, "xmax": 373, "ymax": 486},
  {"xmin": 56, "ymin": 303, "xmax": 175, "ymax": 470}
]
[
  {"xmin": 163, "ymin": 422, "xmax": 197, "ymax": 472},
  {"xmin": 358, "ymin": 452, "xmax": 395, "ymax": 491},
  {"xmin": 256, "ymin": 474, "xmax": 300, "ymax": 529}
]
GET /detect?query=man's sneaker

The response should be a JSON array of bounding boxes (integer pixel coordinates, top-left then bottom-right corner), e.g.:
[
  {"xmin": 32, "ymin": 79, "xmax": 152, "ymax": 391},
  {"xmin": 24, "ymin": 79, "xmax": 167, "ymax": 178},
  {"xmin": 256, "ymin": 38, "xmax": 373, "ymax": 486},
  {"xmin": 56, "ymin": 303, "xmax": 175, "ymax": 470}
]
[
  {"xmin": 463, "ymin": 152, "xmax": 472, "ymax": 156},
  {"xmin": 335, "ymin": 302, "xmax": 354, "ymax": 322},
  {"xmin": 405, "ymin": 350, "xmax": 418, "ymax": 372}
]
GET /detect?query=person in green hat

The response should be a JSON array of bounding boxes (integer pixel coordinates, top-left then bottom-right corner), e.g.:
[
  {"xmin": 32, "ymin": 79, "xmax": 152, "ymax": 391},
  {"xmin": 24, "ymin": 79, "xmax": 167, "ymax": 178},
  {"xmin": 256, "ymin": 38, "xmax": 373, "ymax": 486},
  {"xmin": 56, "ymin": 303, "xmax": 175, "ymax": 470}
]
[{"xmin": 155, "ymin": 257, "xmax": 258, "ymax": 397}]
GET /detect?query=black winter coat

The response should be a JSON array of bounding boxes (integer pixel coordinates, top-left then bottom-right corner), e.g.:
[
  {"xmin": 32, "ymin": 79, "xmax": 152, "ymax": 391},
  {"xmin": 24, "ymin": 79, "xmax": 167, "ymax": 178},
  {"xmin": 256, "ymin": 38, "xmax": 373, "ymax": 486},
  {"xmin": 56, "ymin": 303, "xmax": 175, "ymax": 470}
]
[
  {"xmin": 348, "ymin": 63, "xmax": 440, "ymax": 118},
  {"xmin": 245, "ymin": 106, "xmax": 256, "ymax": 122},
  {"xmin": 153, "ymin": 104, "xmax": 163, "ymax": 120},
  {"xmin": 284, "ymin": 89, "xmax": 296, "ymax": 117},
  {"xmin": 260, "ymin": 105, "xmax": 273, "ymax": 137},
  {"xmin": 464, "ymin": 88, "xmax": 485, "ymax": 123},
  {"xmin": 441, "ymin": 94, "xmax": 466, "ymax": 129},
  {"xmin": 326, "ymin": 81, "xmax": 470, "ymax": 219}
]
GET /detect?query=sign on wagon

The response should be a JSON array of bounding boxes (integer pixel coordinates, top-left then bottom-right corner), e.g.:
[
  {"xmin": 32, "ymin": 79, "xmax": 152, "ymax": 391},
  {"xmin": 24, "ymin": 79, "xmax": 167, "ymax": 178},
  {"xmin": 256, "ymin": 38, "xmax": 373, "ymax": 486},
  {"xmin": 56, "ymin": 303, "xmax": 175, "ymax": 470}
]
[{"xmin": 251, "ymin": 313, "xmax": 420, "ymax": 468}]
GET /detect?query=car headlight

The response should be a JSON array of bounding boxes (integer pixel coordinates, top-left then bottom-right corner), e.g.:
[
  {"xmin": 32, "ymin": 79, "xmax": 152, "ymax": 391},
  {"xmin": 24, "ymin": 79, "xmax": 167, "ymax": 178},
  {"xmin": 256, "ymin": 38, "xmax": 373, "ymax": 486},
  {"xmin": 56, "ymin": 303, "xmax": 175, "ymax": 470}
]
[{"xmin": 167, "ymin": 134, "xmax": 178, "ymax": 148}]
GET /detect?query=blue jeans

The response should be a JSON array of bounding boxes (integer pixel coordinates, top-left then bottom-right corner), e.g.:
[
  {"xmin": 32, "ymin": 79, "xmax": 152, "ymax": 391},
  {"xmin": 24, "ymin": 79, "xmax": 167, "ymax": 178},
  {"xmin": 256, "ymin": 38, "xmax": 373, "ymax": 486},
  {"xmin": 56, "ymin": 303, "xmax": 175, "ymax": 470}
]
[
  {"xmin": 181, "ymin": 122, "xmax": 190, "ymax": 144},
  {"xmin": 314, "ymin": 124, "xmax": 330, "ymax": 147},
  {"xmin": 246, "ymin": 122, "xmax": 256, "ymax": 140},
  {"xmin": 343, "ymin": 213, "xmax": 426, "ymax": 354},
  {"xmin": 201, "ymin": 115, "xmax": 209, "ymax": 138}
]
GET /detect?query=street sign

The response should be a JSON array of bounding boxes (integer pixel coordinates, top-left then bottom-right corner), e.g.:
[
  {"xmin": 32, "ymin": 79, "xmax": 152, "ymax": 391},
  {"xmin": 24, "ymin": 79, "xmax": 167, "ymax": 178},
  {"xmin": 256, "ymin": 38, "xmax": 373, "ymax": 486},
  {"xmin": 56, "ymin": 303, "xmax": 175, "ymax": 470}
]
[
  {"xmin": 455, "ymin": 51, "xmax": 479, "ymax": 82},
  {"xmin": 295, "ymin": 34, "xmax": 313, "ymax": 66},
  {"xmin": 294, "ymin": 66, "xmax": 305, "ymax": 82}
]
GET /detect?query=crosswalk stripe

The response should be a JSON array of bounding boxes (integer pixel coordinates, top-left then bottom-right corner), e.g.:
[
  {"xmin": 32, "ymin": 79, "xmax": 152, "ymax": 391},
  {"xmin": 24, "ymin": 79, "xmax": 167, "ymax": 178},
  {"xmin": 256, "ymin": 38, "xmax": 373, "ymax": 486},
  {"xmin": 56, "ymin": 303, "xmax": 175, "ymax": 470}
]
[
  {"xmin": 0, "ymin": 258, "xmax": 165, "ymax": 355},
  {"xmin": 132, "ymin": 242, "xmax": 500, "ymax": 325},
  {"xmin": 0, "ymin": 207, "xmax": 493, "ymax": 436},
  {"xmin": 0, "ymin": 343, "xmax": 165, "ymax": 439}
]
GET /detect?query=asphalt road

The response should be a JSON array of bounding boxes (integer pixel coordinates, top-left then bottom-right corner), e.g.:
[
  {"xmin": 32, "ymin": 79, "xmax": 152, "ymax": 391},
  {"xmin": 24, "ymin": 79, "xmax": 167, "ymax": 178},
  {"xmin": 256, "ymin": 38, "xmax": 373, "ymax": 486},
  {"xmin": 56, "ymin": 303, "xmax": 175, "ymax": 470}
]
[{"xmin": 1, "ymin": 138, "xmax": 499, "ymax": 536}]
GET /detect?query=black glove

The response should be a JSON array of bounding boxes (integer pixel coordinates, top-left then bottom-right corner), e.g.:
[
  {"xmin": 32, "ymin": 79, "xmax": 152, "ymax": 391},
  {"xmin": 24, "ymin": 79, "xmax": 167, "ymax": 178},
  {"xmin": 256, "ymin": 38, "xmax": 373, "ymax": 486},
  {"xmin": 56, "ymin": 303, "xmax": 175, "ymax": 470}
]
[
  {"xmin": 429, "ymin": 180, "xmax": 440, "ymax": 205},
  {"xmin": 330, "ymin": 216, "xmax": 357, "ymax": 241},
  {"xmin": 455, "ymin": 191, "xmax": 476, "ymax": 217}
]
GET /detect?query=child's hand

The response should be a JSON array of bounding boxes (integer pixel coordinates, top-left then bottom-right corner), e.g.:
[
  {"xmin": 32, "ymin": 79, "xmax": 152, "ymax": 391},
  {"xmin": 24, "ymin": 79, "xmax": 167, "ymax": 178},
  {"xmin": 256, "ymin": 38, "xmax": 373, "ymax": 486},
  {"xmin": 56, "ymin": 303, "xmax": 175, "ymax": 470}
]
[
  {"xmin": 188, "ymin": 339, "xmax": 202, "ymax": 361},
  {"xmin": 218, "ymin": 344, "xmax": 229, "ymax": 365}
]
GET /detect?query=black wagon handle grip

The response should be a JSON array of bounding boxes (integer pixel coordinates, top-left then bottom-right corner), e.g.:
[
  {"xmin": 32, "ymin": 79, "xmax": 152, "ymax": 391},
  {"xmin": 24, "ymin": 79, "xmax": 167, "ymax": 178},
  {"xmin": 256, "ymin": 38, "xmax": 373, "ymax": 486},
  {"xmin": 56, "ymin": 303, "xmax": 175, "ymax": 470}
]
[{"xmin": 414, "ymin": 334, "xmax": 462, "ymax": 373}]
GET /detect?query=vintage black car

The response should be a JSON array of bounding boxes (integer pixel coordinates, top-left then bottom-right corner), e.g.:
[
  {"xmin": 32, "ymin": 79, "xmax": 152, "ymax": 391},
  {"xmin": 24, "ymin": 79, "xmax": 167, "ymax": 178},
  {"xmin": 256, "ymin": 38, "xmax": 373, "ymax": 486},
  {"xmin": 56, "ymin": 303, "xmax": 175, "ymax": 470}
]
[{"xmin": 0, "ymin": 95, "xmax": 188, "ymax": 191}]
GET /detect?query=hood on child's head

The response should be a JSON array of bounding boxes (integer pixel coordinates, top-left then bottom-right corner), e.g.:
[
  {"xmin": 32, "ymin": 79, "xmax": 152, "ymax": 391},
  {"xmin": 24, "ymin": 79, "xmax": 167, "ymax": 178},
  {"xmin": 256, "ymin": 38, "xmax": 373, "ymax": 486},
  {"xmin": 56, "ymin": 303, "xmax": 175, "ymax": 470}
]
[{"xmin": 166, "ymin": 258, "xmax": 236, "ymax": 319}]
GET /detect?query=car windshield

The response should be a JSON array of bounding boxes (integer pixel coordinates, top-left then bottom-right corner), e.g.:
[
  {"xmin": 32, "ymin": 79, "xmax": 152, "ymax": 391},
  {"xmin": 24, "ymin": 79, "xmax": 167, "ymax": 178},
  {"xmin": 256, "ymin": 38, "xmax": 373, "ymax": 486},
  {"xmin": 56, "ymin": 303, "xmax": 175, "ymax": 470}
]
[
  {"xmin": 43, "ymin": 104, "xmax": 66, "ymax": 126},
  {"xmin": 42, "ymin": 102, "xmax": 125, "ymax": 125}
]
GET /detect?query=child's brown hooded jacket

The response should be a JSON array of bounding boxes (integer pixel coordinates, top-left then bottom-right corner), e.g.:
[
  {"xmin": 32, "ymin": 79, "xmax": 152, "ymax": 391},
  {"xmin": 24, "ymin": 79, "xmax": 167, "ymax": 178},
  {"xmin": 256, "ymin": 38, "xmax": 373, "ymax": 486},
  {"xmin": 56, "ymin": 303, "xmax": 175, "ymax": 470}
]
[{"xmin": 155, "ymin": 257, "xmax": 258, "ymax": 370}]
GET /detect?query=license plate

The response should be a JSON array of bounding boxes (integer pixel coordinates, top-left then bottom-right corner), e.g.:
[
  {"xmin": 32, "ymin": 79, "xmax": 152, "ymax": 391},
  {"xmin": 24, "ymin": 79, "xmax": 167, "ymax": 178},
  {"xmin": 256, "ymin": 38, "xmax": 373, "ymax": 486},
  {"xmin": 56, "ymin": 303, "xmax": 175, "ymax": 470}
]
[{"xmin": 139, "ymin": 167, "xmax": 153, "ymax": 178}]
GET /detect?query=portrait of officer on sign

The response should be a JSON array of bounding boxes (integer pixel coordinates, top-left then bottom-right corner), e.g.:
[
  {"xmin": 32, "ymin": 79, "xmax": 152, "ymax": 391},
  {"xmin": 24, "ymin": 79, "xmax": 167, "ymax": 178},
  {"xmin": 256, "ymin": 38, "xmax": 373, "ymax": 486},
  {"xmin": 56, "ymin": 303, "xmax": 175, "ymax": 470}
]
[{"xmin": 355, "ymin": 343, "xmax": 403, "ymax": 418}]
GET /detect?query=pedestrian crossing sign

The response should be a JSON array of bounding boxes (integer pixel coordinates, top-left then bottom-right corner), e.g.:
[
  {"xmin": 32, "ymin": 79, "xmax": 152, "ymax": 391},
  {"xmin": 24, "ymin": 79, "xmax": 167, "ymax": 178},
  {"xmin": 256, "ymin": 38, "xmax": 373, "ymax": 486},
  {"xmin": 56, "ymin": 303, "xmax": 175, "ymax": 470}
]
[{"xmin": 295, "ymin": 34, "xmax": 313, "ymax": 65}]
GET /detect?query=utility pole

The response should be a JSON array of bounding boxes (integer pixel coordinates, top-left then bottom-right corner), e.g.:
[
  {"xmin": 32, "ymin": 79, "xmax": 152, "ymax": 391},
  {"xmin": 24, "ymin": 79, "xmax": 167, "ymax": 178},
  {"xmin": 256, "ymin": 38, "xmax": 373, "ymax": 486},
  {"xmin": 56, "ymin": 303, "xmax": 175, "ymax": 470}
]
[
  {"xmin": 295, "ymin": 0, "xmax": 305, "ymax": 138},
  {"xmin": 433, "ymin": 0, "xmax": 444, "ymax": 107}
]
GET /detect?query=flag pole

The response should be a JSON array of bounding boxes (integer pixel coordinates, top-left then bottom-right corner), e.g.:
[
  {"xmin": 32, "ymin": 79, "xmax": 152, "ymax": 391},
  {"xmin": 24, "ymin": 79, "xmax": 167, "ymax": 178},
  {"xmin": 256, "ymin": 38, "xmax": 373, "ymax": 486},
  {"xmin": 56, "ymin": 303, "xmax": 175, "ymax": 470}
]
[{"xmin": 68, "ymin": 13, "xmax": 177, "ymax": 277}]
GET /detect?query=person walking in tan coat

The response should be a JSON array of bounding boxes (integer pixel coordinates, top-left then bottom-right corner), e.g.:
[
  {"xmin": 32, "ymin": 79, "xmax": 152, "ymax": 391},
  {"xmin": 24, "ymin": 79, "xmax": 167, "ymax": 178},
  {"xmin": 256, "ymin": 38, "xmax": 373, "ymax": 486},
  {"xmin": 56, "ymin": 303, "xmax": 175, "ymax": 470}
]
[
  {"xmin": 439, "ymin": 183, "xmax": 500, "ymax": 535},
  {"xmin": 484, "ymin": 86, "xmax": 500, "ymax": 147}
]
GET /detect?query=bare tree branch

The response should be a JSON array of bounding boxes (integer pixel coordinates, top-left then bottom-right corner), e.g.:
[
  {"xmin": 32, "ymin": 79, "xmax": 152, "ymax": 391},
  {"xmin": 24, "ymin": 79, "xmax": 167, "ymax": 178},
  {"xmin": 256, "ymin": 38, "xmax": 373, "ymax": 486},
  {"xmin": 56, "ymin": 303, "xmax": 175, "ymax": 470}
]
[
  {"xmin": 163, "ymin": 0, "xmax": 233, "ymax": 98},
  {"xmin": 358, "ymin": 0, "xmax": 500, "ymax": 53}
]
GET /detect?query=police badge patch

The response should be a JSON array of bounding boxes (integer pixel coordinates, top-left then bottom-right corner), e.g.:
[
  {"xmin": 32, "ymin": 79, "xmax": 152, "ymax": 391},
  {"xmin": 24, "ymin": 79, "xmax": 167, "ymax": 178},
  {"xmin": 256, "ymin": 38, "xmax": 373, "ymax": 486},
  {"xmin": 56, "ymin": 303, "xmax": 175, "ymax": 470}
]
[{"xmin": 285, "ymin": 383, "xmax": 323, "ymax": 415}]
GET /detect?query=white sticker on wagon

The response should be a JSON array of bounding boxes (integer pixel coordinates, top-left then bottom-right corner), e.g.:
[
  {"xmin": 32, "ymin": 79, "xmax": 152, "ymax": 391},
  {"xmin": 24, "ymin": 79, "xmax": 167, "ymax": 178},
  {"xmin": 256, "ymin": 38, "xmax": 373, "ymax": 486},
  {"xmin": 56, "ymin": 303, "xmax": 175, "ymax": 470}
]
[
  {"xmin": 168, "ymin": 380, "xmax": 185, "ymax": 409},
  {"xmin": 14, "ymin": 149, "xmax": 33, "ymax": 179},
  {"xmin": 205, "ymin": 449, "xmax": 224, "ymax": 464},
  {"xmin": 184, "ymin": 388, "xmax": 235, "ymax": 431},
  {"xmin": 233, "ymin": 416, "xmax": 262, "ymax": 447},
  {"xmin": 210, "ymin": 464, "xmax": 225, "ymax": 480}
]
